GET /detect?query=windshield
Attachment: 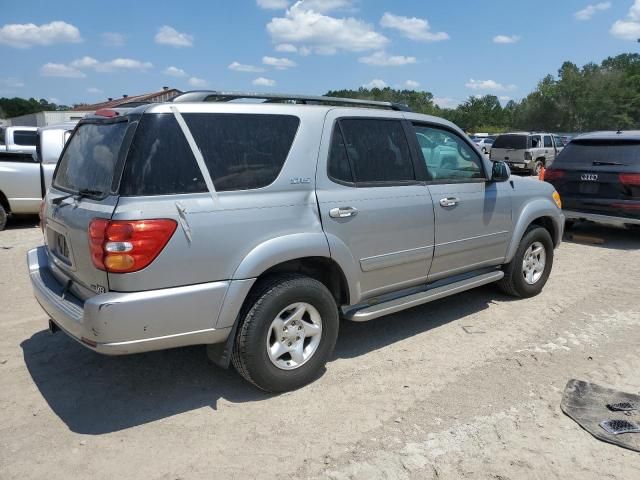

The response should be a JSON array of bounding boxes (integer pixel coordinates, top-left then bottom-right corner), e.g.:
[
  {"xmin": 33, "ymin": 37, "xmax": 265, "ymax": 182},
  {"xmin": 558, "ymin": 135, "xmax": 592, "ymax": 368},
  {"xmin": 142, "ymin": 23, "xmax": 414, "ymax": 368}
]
[
  {"xmin": 493, "ymin": 135, "xmax": 527, "ymax": 149},
  {"xmin": 53, "ymin": 122, "xmax": 128, "ymax": 196}
]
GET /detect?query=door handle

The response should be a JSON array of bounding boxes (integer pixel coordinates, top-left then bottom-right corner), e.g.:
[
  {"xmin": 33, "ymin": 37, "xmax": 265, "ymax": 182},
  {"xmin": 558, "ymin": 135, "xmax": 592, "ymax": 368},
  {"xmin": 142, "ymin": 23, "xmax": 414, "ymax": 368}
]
[
  {"xmin": 329, "ymin": 207, "xmax": 358, "ymax": 218},
  {"xmin": 439, "ymin": 197, "xmax": 459, "ymax": 208}
]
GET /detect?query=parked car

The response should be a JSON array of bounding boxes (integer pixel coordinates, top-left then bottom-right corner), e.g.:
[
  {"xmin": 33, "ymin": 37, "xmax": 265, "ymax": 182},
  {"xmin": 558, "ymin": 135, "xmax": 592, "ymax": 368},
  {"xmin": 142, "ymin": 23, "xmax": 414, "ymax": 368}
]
[
  {"xmin": 0, "ymin": 123, "xmax": 76, "ymax": 230},
  {"xmin": 28, "ymin": 92, "xmax": 564, "ymax": 392},
  {"xmin": 0, "ymin": 126, "xmax": 38, "ymax": 153},
  {"xmin": 544, "ymin": 131, "xmax": 640, "ymax": 228},
  {"xmin": 473, "ymin": 137, "xmax": 494, "ymax": 154},
  {"xmin": 491, "ymin": 132, "xmax": 561, "ymax": 175}
]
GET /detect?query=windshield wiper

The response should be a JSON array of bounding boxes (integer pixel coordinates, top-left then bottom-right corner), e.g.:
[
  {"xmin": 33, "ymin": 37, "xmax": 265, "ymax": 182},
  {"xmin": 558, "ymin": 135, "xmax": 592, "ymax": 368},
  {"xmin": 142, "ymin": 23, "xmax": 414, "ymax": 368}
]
[
  {"xmin": 51, "ymin": 189, "xmax": 103, "ymax": 205},
  {"xmin": 592, "ymin": 161, "xmax": 627, "ymax": 166}
]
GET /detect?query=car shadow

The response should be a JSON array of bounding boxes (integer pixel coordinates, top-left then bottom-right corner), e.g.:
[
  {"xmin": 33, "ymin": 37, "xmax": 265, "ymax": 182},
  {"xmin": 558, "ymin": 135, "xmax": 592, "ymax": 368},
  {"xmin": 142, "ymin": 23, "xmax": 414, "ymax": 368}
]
[
  {"xmin": 3, "ymin": 214, "xmax": 39, "ymax": 230},
  {"xmin": 563, "ymin": 221, "xmax": 640, "ymax": 251},
  {"xmin": 21, "ymin": 285, "xmax": 509, "ymax": 435}
]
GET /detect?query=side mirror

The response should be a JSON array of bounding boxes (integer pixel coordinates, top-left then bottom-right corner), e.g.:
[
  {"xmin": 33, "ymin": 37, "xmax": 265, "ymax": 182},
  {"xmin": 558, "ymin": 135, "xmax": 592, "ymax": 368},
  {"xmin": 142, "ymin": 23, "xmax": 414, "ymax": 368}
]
[{"xmin": 491, "ymin": 161, "xmax": 510, "ymax": 182}]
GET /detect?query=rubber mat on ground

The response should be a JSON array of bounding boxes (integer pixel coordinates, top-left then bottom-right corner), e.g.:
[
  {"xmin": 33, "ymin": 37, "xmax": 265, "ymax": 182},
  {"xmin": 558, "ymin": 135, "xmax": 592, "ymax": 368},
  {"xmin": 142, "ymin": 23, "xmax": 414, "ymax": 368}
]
[{"xmin": 561, "ymin": 379, "xmax": 640, "ymax": 452}]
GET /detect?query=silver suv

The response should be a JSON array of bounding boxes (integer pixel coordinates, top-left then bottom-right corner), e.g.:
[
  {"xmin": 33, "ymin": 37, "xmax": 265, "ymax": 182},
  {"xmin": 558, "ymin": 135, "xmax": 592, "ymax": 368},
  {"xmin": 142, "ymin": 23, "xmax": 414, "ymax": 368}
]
[
  {"xmin": 28, "ymin": 92, "xmax": 565, "ymax": 392},
  {"xmin": 491, "ymin": 132, "xmax": 561, "ymax": 175}
]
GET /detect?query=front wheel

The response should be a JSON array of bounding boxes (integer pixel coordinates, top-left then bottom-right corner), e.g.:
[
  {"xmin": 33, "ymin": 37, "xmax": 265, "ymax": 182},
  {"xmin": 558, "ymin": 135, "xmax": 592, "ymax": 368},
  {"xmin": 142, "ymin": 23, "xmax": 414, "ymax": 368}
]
[
  {"xmin": 497, "ymin": 226, "xmax": 554, "ymax": 298},
  {"xmin": 231, "ymin": 274, "xmax": 339, "ymax": 392},
  {"xmin": 533, "ymin": 160, "xmax": 544, "ymax": 176}
]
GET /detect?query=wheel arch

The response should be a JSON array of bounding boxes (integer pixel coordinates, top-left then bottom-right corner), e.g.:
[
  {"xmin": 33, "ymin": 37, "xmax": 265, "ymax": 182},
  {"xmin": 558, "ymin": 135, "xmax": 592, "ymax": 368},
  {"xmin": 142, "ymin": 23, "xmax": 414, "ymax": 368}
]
[
  {"xmin": 506, "ymin": 200, "xmax": 563, "ymax": 263},
  {"xmin": 0, "ymin": 190, "xmax": 11, "ymax": 214}
]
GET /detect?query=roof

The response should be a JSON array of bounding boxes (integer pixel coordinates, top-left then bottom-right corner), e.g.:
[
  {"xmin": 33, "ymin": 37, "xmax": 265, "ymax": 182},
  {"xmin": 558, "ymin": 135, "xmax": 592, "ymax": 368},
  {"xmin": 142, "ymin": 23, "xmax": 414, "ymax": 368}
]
[
  {"xmin": 574, "ymin": 130, "xmax": 640, "ymax": 141},
  {"xmin": 73, "ymin": 87, "xmax": 182, "ymax": 111}
]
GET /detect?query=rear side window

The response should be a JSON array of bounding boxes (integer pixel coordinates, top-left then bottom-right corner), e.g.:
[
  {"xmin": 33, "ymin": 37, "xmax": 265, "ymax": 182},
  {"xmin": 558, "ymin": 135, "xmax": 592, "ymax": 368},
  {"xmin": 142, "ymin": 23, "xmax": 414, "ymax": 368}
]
[
  {"xmin": 556, "ymin": 140, "xmax": 640, "ymax": 166},
  {"xmin": 328, "ymin": 124, "xmax": 353, "ymax": 183},
  {"xmin": 493, "ymin": 135, "xmax": 527, "ymax": 149},
  {"xmin": 54, "ymin": 122, "xmax": 128, "ymax": 196},
  {"xmin": 120, "ymin": 113, "xmax": 299, "ymax": 195},
  {"xmin": 529, "ymin": 135, "xmax": 542, "ymax": 148},
  {"xmin": 336, "ymin": 119, "xmax": 415, "ymax": 184},
  {"xmin": 544, "ymin": 136, "xmax": 553, "ymax": 148},
  {"xmin": 13, "ymin": 130, "xmax": 38, "ymax": 147}
]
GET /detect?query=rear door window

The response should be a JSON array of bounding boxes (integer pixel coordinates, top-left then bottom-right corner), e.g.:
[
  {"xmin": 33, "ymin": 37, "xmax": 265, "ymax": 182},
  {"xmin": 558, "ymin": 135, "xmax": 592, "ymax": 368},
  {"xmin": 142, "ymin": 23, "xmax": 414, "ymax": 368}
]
[
  {"xmin": 544, "ymin": 136, "xmax": 553, "ymax": 148},
  {"xmin": 13, "ymin": 130, "xmax": 38, "ymax": 147},
  {"xmin": 493, "ymin": 135, "xmax": 527, "ymax": 149},
  {"xmin": 53, "ymin": 121, "xmax": 128, "ymax": 196},
  {"xmin": 336, "ymin": 119, "xmax": 415, "ymax": 184},
  {"xmin": 529, "ymin": 135, "xmax": 542, "ymax": 148},
  {"xmin": 120, "ymin": 113, "xmax": 299, "ymax": 195}
]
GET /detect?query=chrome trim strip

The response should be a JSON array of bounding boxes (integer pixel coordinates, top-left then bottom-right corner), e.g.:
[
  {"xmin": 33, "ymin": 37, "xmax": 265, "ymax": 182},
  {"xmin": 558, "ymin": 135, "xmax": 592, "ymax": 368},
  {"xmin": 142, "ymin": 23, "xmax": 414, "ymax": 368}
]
[
  {"xmin": 435, "ymin": 230, "xmax": 509, "ymax": 247},
  {"xmin": 360, "ymin": 245, "xmax": 433, "ymax": 272}
]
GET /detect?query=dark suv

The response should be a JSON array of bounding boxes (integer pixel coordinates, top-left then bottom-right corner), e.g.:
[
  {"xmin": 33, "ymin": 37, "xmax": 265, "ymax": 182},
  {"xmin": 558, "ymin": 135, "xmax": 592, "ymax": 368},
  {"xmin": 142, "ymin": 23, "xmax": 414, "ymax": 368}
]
[{"xmin": 544, "ymin": 131, "xmax": 640, "ymax": 227}]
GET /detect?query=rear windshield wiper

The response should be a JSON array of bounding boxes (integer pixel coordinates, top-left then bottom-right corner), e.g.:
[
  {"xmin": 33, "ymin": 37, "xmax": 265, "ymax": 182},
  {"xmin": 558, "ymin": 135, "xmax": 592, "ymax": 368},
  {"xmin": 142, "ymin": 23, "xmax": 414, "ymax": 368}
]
[
  {"xmin": 52, "ymin": 189, "xmax": 103, "ymax": 205},
  {"xmin": 592, "ymin": 161, "xmax": 627, "ymax": 166}
]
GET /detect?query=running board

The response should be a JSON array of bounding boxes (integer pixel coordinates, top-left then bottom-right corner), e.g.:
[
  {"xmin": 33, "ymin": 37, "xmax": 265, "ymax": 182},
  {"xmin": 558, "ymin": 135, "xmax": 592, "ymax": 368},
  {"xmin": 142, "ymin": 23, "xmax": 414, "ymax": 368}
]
[{"xmin": 345, "ymin": 271, "xmax": 504, "ymax": 322}]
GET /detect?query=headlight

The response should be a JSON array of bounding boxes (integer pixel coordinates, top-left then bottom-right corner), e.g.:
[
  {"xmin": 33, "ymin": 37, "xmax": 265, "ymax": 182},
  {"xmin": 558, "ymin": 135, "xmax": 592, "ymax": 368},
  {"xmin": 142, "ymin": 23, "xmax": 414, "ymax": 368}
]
[{"xmin": 552, "ymin": 191, "xmax": 562, "ymax": 209}]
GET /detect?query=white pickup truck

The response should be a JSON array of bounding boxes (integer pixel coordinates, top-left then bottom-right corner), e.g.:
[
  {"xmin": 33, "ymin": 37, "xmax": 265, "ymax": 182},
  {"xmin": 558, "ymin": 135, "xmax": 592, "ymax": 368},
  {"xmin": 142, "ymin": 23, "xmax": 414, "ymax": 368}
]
[{"xmin": 0, "ymin": 123, "xmax": 76, "ymax": 230}]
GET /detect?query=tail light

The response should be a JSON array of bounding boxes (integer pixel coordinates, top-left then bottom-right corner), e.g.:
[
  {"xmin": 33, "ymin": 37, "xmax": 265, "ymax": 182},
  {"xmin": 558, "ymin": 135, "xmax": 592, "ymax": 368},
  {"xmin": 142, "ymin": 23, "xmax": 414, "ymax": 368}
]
[
  {"xmin": 619, "ymin": 173, "xmax": 640, "ymax": 186},
  {"xmin": 89, "ymin": 219, "xmax": 177, "ymax": 273},
  {"xmin": 39, "ymin": 200, "xmax": 45, "ymax": 232},
  {"xmin": 542, "ymin": 168, "xmax": 565, "ymax": 182},
  {"xmin": 524, "ymin": 151, "xmax": 532, "ymax": 161}
]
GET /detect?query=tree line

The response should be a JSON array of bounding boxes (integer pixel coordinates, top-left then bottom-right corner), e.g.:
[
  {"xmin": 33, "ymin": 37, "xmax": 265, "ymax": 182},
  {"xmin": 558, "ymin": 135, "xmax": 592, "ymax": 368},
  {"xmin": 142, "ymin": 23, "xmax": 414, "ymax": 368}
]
[
  {"xmin": 2, "ymin": 53, "xmax": 638, "ymax": 133},
  {"xmin": 327, "ymin": 53, "xmax": 640, "ymax": 133}
]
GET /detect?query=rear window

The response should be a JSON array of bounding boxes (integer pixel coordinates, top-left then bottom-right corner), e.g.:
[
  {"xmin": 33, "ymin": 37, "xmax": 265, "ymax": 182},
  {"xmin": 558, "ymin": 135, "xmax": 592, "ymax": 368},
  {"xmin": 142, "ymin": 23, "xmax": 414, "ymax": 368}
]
[
  {"xmin": 555, "ymin": 140, "xmax": 640, "ymax": 165},
  {"xmin": 53, "ymin": 122, "xmax": 128, "ymax": 196},
  {"xmin": 120, "ymin": 113, "xmax": 299, "ymax": 195},
  {"xmin": 13, "ymin": 130, "xmax": 38, "ymax": 147},
  {"xmin": 493, "ymin": 135, "xmax": 527, "ymax": 149}
]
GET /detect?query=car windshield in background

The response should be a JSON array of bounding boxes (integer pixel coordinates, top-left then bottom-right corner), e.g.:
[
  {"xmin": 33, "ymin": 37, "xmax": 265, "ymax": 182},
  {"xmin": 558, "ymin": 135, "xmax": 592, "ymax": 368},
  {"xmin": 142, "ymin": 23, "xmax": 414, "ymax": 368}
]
[
  {"xmin": 493, "ymin": 135, "xmax": 527, "ymax": 149},
  {"xmin": 53, "ymin": 121, "xmax": 128, "ymax": 196},
  {"xmin": 557, "ymin": 140, "xmax": 640, "ymax": 166},
  {"xmin": 13, "ymin": 130, "xmax": 38, "ymax": 147}
]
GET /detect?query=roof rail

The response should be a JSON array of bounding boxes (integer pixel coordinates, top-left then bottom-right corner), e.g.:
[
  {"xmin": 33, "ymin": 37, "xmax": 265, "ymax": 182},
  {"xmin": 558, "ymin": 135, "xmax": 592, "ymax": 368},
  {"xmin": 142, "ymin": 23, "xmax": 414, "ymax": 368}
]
[{"xmin": 171, "ymin": 90, "xmax": 412, "ymax": 112}]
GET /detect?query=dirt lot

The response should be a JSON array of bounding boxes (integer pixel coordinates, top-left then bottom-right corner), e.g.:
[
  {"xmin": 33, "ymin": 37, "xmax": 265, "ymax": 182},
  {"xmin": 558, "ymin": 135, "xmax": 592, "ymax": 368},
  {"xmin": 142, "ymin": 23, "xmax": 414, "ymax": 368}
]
[{"xmin": 1, "ymin": 216, "xmax": 639, "ymax": 480}]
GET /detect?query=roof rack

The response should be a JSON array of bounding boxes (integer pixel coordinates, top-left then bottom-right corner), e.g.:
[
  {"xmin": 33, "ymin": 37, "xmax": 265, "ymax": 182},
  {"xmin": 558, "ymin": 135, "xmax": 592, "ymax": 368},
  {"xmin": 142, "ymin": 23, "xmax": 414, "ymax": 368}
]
[{"xmin": 171, "ymin": 90, "xmax": 412, "ymax": 112}]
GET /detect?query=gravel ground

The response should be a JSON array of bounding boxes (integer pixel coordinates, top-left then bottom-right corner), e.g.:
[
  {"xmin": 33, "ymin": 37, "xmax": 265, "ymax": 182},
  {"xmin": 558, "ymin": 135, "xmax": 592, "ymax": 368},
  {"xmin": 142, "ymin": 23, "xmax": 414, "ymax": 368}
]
[{"xmin": 1, "ymin": 216, "xmax": 639, "ymax": 480}]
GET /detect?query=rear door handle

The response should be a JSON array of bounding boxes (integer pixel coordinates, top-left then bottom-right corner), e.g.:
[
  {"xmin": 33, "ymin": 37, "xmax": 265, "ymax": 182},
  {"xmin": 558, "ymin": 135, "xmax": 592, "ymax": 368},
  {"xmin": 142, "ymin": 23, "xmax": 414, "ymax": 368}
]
[
  {"xmin": 439, "ymin": 197, "xmax": 459, "ymax": 208},
  {"xmin": 329, "ymin": 207, "xmax": 358, "ymax": 218}
]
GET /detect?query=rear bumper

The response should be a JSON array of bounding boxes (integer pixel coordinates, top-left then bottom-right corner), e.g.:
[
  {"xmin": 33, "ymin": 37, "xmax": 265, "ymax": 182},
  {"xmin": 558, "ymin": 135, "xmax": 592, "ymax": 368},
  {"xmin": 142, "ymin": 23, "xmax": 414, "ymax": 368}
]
[
  {"xmin": 27, "ymin": 246, "xmax": 242, "ymax": 355},
  {"xmin": 564, "ymin": 210, "xmax": 640, "ymax": 226}
]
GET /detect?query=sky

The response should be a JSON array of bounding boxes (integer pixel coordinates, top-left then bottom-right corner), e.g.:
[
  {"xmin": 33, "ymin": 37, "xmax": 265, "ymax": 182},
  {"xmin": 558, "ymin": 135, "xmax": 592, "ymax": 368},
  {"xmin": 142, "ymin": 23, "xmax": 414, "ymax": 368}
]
[{"xmin": 1, "ymin": 0, "xmax": 640, "ymax": 108}]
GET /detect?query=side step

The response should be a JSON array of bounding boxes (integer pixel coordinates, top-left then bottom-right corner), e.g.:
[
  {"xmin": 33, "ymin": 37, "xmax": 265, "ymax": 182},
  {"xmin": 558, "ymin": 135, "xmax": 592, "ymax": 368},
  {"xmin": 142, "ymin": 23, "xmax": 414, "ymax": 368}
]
[{"xmin": 345, "ymin": 271, "xmax": 504, "ymax": 322}]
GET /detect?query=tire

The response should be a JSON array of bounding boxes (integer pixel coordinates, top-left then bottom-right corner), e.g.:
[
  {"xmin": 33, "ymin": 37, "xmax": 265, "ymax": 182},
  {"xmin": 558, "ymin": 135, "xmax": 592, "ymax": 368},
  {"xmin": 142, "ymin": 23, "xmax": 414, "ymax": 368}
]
[
  {"xmin": 231, "ymin": 274, "xmax": 339, "ymax": 392},
  {"xmin": 497, "ymin": 226, "xmax": 554, "ymax": 298},
  {"xmin": 0, "ymin": 203, "xmax": 7, "ymax": 231},
  {"xmin": 533, "ymin": 160, "xmax": 544, "ymax": 177}
]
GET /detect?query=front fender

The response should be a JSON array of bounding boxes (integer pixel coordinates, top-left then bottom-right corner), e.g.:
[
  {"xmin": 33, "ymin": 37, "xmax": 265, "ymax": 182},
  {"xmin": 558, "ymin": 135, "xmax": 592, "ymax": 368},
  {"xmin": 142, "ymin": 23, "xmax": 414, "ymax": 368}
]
[
  {"xmin": 232, "ymin": 232, "xmax": 331, "ymax": 280},
  {"xmin": 506, "ymin": 198, "xmax": 564, "ymax": 263}
]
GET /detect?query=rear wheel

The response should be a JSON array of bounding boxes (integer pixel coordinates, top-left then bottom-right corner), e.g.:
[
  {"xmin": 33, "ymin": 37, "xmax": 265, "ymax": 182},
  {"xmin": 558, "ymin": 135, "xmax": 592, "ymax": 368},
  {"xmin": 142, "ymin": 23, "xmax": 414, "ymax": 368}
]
[
  {"xmin": 0, "ymin": 204, "xmax": 7, "ymax": 231},
  {"xmin": 497, "ymin": 226, "xmax": 554, "ymax": 298},
  {"xmin": 231, "ymin": 274, "xmax": 339, "ymax": 392},
  {"xmin": 533, "ymin": 160, "xmax": 544, "ymax": 176}
]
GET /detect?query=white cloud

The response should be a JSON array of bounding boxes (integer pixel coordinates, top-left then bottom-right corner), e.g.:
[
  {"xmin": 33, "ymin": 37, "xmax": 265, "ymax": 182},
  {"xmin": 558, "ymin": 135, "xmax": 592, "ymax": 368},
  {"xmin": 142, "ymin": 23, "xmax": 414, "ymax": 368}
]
[
  {"xmin": 96, "ymin": 58, "xmax": 153, "ymax": 72},
  {"xmin": 493, "ymin": 34, "xmax": 521, "ymax": 44},
  {"xmin": 228, "ymin": 61, "xmax": 265, "ymax": 73},
  {"xmin": 362, "ymin": 79, "xmax": 387, "ymax": 89},
  {"xmin": 267, "ymin": 3, "xmax": 388, "ymax": 54},
  {"xmin": 102, "ymin": 32, "xmax": 125, "ymax": 46},
  {"xmin": 154, "ymin": 25, "xmax": 193, "ymax": 47},
  {"xmin": 188, "ymin": 77, "xmax": 207, "ymax": 87},
  {"xmin": 433, "ymin": 97, "xmax": 457, "ymax": 108},
  {"xmin": 257, "ymin": 0, "xmax": 290, "ymax": 9},
  {"xmin": 49, "ymin": 97, "xmax": 61, "ymax": 104},
  {"xmin": 405, "ymin": 80, "xmax": 420, "ymax": 89},
  {"xmin": 359, "ymin": 50, "xmax": 416, "ymax": 66},
  {"xmin": 40, "ymin": 63, "xmax": 86, "ymax": 78},
  {"xmin": 610, "ymin": 0, "xmax": 640, "ymax": 39},
  {"xmin": 87, "ymin": 87, "xmax": 102, "ymax": 94},
  {"xmin": 300, "ymin": 0, "xmax": 353, "ymax": 13},
  {"xmin": 164, "ymin": 66, "xmax": 188, "ymax": 77},
  {"xmin": 575, "ymin": 2, "xmax": 612, "ymax": 21},
  {"xmin": 275, "ymin": 43, "xmax": 298, "ymax": 52},
  {"xmin": 253, "ymin": 77, "xmax": 277, "ymax": 87},
  {"xmin": 499, "ymin": 96, "xmax": 512, "ymax": 102},
  {"xmin": 0, "ymin": 21, "xmax": 82, "ymax": 48},
  {"xmin": 380, "ymin": 12, "xmax": 449, "ymax": 42},
  {"xmin": 0, "ymin": 77, "xmax": 25, "ymax": 88},
  {"xmin": 465, "ymin": 79, "xmax": 516, "ymax": 92},
  {"xmin": 262, "ymin": 56, "xmax": 297, "ymax": 69}
]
